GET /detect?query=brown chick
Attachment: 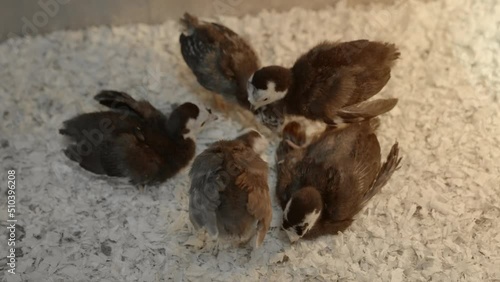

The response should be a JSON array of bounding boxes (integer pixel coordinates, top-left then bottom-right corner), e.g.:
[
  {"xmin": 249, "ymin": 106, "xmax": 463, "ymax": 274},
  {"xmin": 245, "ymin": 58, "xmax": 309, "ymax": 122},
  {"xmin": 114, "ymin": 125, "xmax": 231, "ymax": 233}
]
[
  {"xmin": 189, "ymin": 130, "xmax": 272, "ymax": 248},
  {"xmin": 179, "ymin": 13, "xmax": 260, "ymax": 111},
  {"xmin": 59, "ymin": 90, "xmax": 216, "ymax": 187},
  {"xmin": 276, "ymin": 120, "xmax": 402, "ymax": 242},
  {"xmin": 276, "ymin": 121, "xmax": 307, "ymax": 160},
  {"xmin": 248, "ymin": 40, "xmax": 400, "ymax": 130}
]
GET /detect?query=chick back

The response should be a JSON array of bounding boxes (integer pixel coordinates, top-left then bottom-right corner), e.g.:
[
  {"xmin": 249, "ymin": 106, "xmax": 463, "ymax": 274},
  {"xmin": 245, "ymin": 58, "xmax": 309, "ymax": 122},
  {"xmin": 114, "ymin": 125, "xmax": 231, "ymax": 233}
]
[
  {"xmin": 60, "ymin": 111, "xmax": 190, "ymax": 185},
  {"xmin": 290, "ymin": 40, "xmax": 400, "ymax": 114},
  {"xmin": 189, "ymin": 141, "xmax": 270, "ymax": 244},
  {"xmin": 179, "ymin": 13, "xmax": 259, "ymax": 108},
  {"xmin": 299, "ymin": 122, "xmax": 382, "ymax": 236},
  {"xmin": 60, "ymin": 112, "xmax": 141, "ymax": 176}
]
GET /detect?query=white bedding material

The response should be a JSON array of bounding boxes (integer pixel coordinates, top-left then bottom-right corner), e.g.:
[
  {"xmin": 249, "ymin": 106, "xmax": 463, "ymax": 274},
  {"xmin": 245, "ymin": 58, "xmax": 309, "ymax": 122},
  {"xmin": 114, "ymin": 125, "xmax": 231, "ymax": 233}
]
[{"xmin": 1, "ymin": 0, "xmax": 499, "ymax": 280}]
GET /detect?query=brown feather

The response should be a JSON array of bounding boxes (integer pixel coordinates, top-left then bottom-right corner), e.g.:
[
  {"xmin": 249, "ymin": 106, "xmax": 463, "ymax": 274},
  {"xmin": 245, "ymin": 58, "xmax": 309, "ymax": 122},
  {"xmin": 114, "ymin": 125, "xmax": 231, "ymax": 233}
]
[
  {"xmin": 287, "ymin": 40, "xmax": 400, "ymax": 122},
  {"xmin": 179, "ymin": 13, "xmax": 260, "ymax": 109},
  {"xmin": 252, "ymin": 40, "xmax": 400, "ymax": 129},
  {"xmin": 335, "ymin": 98, "xmax": 398, "ymax": 123},
  {"xmin": 60, "ymin": 91, "xmax": 199, "ymax": 187},
  {"xmin": 236, "ymin": 170, "xmax": 272, "ymax": 247},
  {"xmin": 189, "ymin": 131, "xmax": 271, "ymax": 247},
  {"xmin": 276, "ymin": 121, "xmax": 402, "ymax": 240}
]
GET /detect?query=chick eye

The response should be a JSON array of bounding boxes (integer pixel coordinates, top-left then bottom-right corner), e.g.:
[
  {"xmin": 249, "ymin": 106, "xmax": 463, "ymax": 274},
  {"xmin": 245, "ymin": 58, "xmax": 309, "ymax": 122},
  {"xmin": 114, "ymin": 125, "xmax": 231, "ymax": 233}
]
[
  {"xmin": 206, "ymin": 108, "xmax": 212, "ymax": 114},
  {"xmin": 263, "ymin": 98, "xmax": 269, "ymax": 101},
  {"xmin": 201, "ymin": 121, "xmax": 206, "ymax": 127}
]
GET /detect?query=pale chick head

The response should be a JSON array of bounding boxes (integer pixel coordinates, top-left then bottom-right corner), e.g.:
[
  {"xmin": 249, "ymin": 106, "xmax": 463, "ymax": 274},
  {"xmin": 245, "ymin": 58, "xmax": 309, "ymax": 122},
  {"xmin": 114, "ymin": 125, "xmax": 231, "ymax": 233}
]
[
  {"xmin": 282, "ymin": 186, "xmax": 322, "ymax": 243},
  {"xmin": 181, "ymin": 104, "xmax": 218, "ymax": 141},
  {"xmin": 247, "ymin": 66, "xmax": 292, "ymax": 109}
]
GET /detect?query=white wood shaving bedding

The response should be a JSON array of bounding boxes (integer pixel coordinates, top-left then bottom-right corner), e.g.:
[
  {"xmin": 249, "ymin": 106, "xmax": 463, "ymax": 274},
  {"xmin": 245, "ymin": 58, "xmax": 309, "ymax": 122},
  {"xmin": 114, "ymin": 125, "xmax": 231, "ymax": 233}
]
[{"xmin": 0, "ymin": 0, "xmax": 499, "ymax": 281}]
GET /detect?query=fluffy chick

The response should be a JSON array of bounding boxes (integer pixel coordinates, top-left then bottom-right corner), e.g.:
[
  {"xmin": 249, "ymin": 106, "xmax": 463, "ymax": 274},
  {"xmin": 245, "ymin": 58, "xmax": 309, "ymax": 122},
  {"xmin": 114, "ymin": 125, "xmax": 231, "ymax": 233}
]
[
  {"xmin": 276, "ymin": 120, "xmax": 402, "ymax": 242},
  {"xmin": 179, "ymin": 13, "xmax": 260, "ymax": 110},
  {"xmin": 189, "ymin": 130, "xmax": 272, "ymax": 248},
  {"xmin": 59, "ymin": 90, "xmax": 216, "ymax": 187},
  {"xmin": 248, "ymin": 40, "xmax": 400, "ymax": 130}
]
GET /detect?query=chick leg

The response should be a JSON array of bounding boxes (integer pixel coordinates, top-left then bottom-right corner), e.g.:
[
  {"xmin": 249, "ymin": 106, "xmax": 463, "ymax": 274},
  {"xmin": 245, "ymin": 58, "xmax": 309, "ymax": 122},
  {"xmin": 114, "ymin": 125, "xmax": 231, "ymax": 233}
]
[{"xmin": 209, "ymin": 239, "xmax": 220, "ymax": 257}]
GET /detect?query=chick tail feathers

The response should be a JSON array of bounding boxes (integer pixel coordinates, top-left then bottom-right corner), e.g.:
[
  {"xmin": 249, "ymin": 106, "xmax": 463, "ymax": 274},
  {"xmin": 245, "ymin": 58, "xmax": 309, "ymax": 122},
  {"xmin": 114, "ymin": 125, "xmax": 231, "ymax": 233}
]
[
  {"xmin": 189, "ymin": 207, "xmax": 219, "ymax": 239},
  {"xmin": 62, "ymin": 145, "xmax": 108, "ymax": 175},
  {"xmin": 384, "ymin": 42, "xmax": 401, "ymax": 66},
  {"xmin": 337, "ymin": 98, "xmax": 398, "ymax": 119},
  {"xmin": 255, "ymin": 218, "xmax": 270, "ymax": 248},
  {"xmin": 95, "ymin": 90, "xmax": 160, "ymax": 119},
  {"xmin": 189, "ymin": 197, "xmax": 219, "ymax": 239},
  {"xmin": 188, "ymin": 172, "xmax": 223, "ymax": 239},
  {"xmin": 362, "ymin": 141, "xmax": 402, "ymax": 206},
  {"xmin": 329, "ymin": 98, "xmax": 398, "ymax": 128},
  {"xmin": 180, "ymin": 13, "xmax": 199, "ymax": 35},
  {"xmin": 94, "ymin": 90, "xmax": 136, "ymax": 108},
  {"xmin": 59, "ymin": 126, "xmax": 77, "ymax": 139}
]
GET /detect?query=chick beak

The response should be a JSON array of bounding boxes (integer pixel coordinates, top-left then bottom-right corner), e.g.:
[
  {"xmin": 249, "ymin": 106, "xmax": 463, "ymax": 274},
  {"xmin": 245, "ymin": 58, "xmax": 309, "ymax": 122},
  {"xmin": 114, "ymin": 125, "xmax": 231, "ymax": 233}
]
[
  {"xmin": 283, "ymin": 228, "xmax": 300, "ymax": 243},
  {"xmin": 287, "ymin": 233, "xmax": 300, "ymax": 244},
  {"xmin": 206, "ymin": 108, "xmax": 218, "ymax": 122}
]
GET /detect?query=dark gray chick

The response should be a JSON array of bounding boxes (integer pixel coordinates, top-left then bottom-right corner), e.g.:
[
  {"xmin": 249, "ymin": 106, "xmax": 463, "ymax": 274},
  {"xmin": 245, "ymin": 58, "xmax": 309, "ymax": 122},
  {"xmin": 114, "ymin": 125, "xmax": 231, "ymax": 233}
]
[{"xmin": 59, "ymin": 90, "xmax": 216, "ymax": 187}]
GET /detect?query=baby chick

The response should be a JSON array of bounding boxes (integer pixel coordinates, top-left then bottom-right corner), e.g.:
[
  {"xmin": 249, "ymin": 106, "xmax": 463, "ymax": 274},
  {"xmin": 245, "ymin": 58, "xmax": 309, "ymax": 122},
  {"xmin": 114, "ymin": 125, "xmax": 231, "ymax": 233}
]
[
  {"xmin": 189, "ymin": 130, "xmax": 272, "ymax": 248},
  {"xmin": 247, "ymin": 40, "xmax": 400, "ymax": 129},
  {"xmin": 276, "ymin": 121, "xmax": 307, "ymax": 159},
  {"xmin": 179, "ymin": 13, "xmax": 260, "ymax": 110},
  {"xmin": 276, "ymin": 120, "xmax": 402, "ymax": 242},
  {"xmin": 59, "ymin": 90, "xmax": 216, "ymax": 187}
]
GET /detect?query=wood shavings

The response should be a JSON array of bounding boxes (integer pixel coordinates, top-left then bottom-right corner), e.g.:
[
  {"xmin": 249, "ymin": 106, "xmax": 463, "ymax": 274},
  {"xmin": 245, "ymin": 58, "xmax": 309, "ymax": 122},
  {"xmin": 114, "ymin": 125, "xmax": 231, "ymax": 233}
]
[{"xmin": 0, "ymin": 0, "xmax": 499, "ymax": 280}]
